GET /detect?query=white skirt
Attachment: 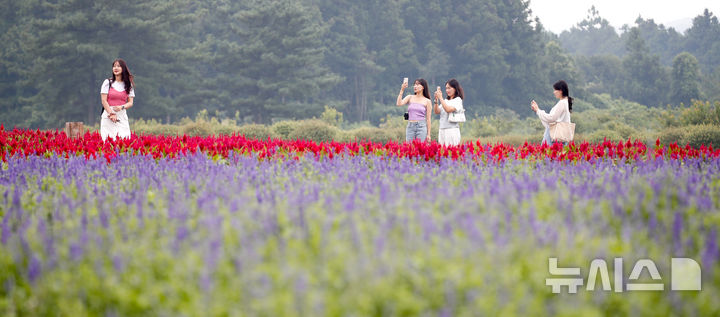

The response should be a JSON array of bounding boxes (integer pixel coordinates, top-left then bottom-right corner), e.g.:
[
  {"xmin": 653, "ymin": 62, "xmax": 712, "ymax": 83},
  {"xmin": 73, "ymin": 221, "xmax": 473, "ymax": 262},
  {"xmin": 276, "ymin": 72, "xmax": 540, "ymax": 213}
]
[
  {"xmin": 100, "ymin": 110, "xmax": 131, "ymax": 140},
  {"xmin": 438, "ymin": 127, "xmax": 461, "ymax": 146}
]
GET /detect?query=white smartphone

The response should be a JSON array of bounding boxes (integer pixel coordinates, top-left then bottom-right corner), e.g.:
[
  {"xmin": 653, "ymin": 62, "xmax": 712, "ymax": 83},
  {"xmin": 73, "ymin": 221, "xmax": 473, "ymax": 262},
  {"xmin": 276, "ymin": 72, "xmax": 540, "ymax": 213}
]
[{"xmin": 403, "ymin": 77, "xmax": 408, "ymax": 85}]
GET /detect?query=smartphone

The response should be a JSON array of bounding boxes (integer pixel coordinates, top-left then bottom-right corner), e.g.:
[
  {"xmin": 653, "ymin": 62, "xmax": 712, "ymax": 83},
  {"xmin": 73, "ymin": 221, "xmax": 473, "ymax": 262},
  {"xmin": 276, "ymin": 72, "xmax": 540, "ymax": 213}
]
[
  {"xmin": 403, "ymin": 77, "xmax": 408, "ymax": 85},
  {"xmin": 436, "ymin": 86, "xmax": 441, "ymax": 92}
]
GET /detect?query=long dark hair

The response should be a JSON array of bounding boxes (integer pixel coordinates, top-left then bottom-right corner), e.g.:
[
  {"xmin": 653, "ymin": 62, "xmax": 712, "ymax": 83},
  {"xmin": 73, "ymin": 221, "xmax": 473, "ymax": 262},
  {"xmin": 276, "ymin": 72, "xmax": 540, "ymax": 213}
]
[
  {"xmin": 553, "ymin": 80, "xmax": 573, "ymax": 112},
  {"xmin": 415, "ymin": 78, "xmax": 430, "ymax": 100},
  {"xmin": 109, "ymin": 59, "xmax": 134, "ymax": 95},
  {"xmin": 446, "ymin": 78, "xmax": 464, "ymax": 100}
]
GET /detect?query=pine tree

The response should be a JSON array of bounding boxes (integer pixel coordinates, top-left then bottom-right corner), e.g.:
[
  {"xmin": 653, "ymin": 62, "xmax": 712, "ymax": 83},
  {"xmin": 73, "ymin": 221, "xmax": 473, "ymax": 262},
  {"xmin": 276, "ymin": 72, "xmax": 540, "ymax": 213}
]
[
  {"xmin": 24, "ymin": 0, "xmax": 187, "ymax": 128},
  {"xmin": 671, "ymin": 52, "xmax": 702, "ymax": 105}
]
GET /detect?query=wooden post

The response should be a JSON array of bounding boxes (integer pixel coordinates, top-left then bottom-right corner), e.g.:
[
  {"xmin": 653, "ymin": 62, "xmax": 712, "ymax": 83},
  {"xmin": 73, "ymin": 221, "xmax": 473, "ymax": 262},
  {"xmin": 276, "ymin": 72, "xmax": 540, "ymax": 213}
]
[{"xmin": 64, "ymin": 122, "xmax": 84, "ymax": 138}]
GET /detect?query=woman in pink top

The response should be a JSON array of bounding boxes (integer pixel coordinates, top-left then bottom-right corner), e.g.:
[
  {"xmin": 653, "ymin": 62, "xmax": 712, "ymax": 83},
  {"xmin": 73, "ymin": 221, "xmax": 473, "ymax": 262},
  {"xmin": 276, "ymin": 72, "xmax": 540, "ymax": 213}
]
[
  {"xmin": 100, "ymin": 59, "xmax": 135, "ymax": 140},
  {"xmin": 396, "ymin": 78, "xmax": 432, "ymax": 142}
]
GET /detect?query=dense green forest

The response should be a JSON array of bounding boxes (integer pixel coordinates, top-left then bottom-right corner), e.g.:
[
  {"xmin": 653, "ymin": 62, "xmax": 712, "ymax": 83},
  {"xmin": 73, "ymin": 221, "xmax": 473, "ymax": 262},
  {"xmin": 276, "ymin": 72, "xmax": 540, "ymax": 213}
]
[{"xmin": 0, "ymin": 0, "xmax": 718, "ymax": 129}]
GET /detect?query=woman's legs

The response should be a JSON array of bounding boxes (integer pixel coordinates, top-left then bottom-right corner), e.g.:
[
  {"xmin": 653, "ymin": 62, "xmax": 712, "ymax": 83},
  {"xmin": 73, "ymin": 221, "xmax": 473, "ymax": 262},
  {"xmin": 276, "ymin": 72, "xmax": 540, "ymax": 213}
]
[
  {"xmin": 542, "ymin": 127, "xmax": 552, "ymax": 145},
  {"xmin": 416, "ymin": 121, "xmax": 427, "ymax": 141},
  {"xmin": 405, "ymin": 122, "xmax": 415, "ymax": 142},
  {"xmin": 406, "ymin": 121, "xmax": 427, "ymax": 142}
]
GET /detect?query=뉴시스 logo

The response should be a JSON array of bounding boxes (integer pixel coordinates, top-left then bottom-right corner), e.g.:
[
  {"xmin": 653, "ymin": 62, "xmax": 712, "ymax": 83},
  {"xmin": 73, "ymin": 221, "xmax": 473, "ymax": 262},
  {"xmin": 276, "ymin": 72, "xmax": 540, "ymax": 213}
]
[{"xmin": 546, "ymin": 257, "xmax": 702, "ymax": 293}]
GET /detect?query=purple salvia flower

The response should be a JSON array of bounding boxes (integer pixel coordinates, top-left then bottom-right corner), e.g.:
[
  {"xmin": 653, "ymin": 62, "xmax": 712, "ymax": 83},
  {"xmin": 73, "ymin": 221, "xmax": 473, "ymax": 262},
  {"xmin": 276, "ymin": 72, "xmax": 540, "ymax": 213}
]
[
  {"xmin": 673, "ymin": 212, "xmax": 683, "ymax": 255},
  {"xmin": 703, "ymin": 229, "xmax": 718, "ymax": 274},
  {"xmin": 112, "ymin": 254, "xmax": 124, "ymax": 272},
  {"xmin": 27, "ymin": 254, "xmax": 42, "ymax": 283},
  {"xmin": 1, "ymin": 216, "xmax": 10, "ymax": 245}
]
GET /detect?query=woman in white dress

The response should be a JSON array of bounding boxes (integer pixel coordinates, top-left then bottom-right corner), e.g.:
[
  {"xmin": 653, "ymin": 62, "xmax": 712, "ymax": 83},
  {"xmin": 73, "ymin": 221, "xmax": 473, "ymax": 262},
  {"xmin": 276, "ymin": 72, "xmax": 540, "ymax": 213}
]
[
  {"xmin": 433, "ymin": 78, "xmax": 464, "ymax": 146},
  {"xmin": 100, "ymin": 59, "xmax": 135, "ymax": 140},
  {"xmin": 531, "ymin": 80, "xmax": 573, "ymax": 145}
]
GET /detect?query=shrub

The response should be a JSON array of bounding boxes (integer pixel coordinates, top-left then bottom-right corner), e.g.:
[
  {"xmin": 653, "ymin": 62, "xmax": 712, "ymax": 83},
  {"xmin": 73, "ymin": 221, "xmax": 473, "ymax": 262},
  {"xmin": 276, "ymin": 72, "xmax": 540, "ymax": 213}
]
[
  {"xmin": 378, "ymin": 114, "xmax": 406, "ymax": 130},
  {"xmin": 271, "ymin": 121, "xmax": 298, "ymax": 139},
  {"xmin": 334, "ymin": 130, "xmax": 355, "ymax": 143},
  {"xmin": 287, "ymin": 120, "xmax": 338, "ymax": 143},
  {"xmin": 572, "ymin": 110, "xmax": 606, "ymax": 133},
  {"xmin": 237, "ymin": 124, "xmax": 275, "ymax": 140},
  {"xmin": 658, "ymin": 127, "xmax": 687, "ymax": 145},
  {"xmin": 584, "ymin": 129, "xmax": 624, "ymax": 143},
  {"xmin": 182, "ymin": 121, "xmax": 213, "ymax": 136},
  {"xmin": 320, "ymin": 106, "xmax": 344, "ymax": 127},
  {"xmin": 476, "ymin": 134, "xmax": 538, "ymax": 146},
  {"xmin": 467, "ymin": 117, "xmax": 499, "ymax": 137},
  {"xmin": 680, "ymin": 100, "xmax": 720, "ymax": 126},
  {"xmin": 387, "ymin": 127, "xmax": 405, "ymax": 142},
  {"xmin": 214, "ymin": 125, "xmax": 237, "ymax": 136},
  {"xmin": 143, "ymin": 124, "xmax": 181, "ymax": 136},
  {"xmin": 685, "ymin": 124, "xmax": 720, "ymax": 148},
  {"xmin": 348, "ymin": 127, "xmax": 396, "ymax": 144},
  {"xmin": 603, "ymin": 122, "xmax": 638, "ymax": 140}
]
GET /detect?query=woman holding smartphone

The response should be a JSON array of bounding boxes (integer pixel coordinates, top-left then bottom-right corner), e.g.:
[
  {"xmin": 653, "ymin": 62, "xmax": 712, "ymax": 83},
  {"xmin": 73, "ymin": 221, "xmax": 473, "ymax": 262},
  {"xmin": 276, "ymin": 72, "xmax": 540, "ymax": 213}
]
[
  {"xmin": 434, "ymin": 78, "xmax": 464, "ymax": 146},
  {"xmin": 396, "ymin": 78, "xmax": 432, "ymax": 143},
  {"xmin": 531, "ymin": 80, "xmax": 572, "ymax": 145}
]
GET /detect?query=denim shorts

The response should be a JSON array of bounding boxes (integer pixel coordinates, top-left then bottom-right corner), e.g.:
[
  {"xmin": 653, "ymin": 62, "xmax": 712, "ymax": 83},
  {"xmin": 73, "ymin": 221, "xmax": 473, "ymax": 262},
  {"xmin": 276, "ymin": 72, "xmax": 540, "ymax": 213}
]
[{"xmin": 406, "ymin": 121, "xmax": 427, "ymax": 142}]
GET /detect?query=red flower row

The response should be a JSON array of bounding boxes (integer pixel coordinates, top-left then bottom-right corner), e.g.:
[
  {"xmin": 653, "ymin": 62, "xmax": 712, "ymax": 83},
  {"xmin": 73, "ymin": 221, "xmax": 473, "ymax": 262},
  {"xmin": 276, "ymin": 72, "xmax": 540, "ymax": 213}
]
[{"xmin": 1, "ymin": 126, "xmax": 718, "ymax": 163}]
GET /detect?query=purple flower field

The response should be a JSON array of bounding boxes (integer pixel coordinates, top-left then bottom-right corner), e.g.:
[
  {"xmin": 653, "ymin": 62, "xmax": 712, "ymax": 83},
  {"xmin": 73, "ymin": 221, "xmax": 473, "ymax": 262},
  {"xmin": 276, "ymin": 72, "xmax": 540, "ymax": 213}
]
[{"xmin": 1, "ymin": 153, "xmax": 719, "ymax": 315}]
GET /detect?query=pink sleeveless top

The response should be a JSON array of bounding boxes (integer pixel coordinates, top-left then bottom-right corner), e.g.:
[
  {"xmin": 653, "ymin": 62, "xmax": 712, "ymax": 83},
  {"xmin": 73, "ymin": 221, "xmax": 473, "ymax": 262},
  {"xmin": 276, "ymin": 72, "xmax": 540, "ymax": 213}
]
[
  {"xmin": 407, "ymin": 102, "xmax": 426, "ymax": 121},
  {"xmin": 107, "ymin": 85, "xmax": 129, "ymax": 107}
]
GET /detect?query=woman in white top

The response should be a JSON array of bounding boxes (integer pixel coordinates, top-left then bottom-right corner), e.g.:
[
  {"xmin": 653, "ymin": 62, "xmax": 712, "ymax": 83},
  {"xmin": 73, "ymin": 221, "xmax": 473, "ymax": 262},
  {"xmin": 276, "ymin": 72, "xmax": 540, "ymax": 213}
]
[
  {"xmin": 433, "ymin": 78, "xmax": 464, "ymax": 146},
  {"xmin": 100, "ymin": 59, "xmax": 135, "ymax": 140},
  {"xmin": 531, "ymin": 80, "xmax": 573, "ymax": 145}
]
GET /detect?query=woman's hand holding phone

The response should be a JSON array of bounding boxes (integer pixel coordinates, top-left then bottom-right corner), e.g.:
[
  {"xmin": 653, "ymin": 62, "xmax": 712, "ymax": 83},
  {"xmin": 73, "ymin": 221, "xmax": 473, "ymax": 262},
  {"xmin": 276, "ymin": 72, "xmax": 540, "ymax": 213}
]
[{"xmin": 530, "ymin": 100, "xmax": 539, "ymax": 112}]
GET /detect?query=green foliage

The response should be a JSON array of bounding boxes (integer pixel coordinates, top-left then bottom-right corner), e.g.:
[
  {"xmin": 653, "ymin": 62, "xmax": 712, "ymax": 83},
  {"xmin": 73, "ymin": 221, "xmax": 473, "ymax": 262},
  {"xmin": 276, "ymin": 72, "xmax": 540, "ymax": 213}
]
[
  {"xmin": 680, "ymin": 100, "xmax": 720, "ymax": 126},
  {"xmin": 181, "ymin": 121, "xmax": 214, "ymax": 137},
  {"xmin": 18, "ymin": 0, "xmax": 188, "ymax": 128},
  {"xmin": 584, "ymin": 129, "xmax": 624, "ymax": 143},
  {"xmin": 287, "ymin": 120, "xmax": 338, "ymax": 143},
  {"xmin": 271, "ymin": 121, "xmax": 299, "ymax": 139},
  {"xmin": 574, "ymin": 55, "xmax": 624, "ymax": 97},
  {"xmin": 543, "ymin": 41, "xmax": 583, "ymax": 93},
  {"xmin": 659, "ymin": 127, "xmax": 687, "ymax": 145},
  {"xmin": 671, "ymin": 52, "xmax": 702, "ymax": 105},
  {"xmin": 558, "ymin": 6, "xmax": 624, "ymax": 57},
  {"xmin": 659, "ymin": 124, "xmax": 720, "ymax": 147},
  {"xmin": 229, "ymin": 0, "xmax": 340, "ymax": 123},
  {"xmin": 470, "ymin": 117, "xmax": 499, "ymax": 137},
  {"xmin": 465, "ymin": 109, "xmax": 540, "ymax": 138},
  {"xmin": 686, "ymin": 124, "xmax": 720, "ymax": 147},
  {"xmin": 603, "ymin": 121, "xmax": 639, "ymax": 139},
  {"xmin": 620, "ymin": 28, "xmax": 670, "ymax": 107},
  {"xmin": 661, "ymin": 100, "xmax": 720, "ymax": 128},
  {"xmin": 237, "ymin": 124, "xmax": 275, "ymax": 140},
  {"xmin": 132, "ymin": 119, "xmax": 181, "ymax": 136},
  {"xmin": 320, "ymin": 106, "xmax": 343, "ymax": 127},
  {"xmin": 685, "ymin": 9, "xmax": 720, "ymax": 71},
  {"xmin": 475, "ymin": 134, "xmax": 539, "ymax": 146},
  {"xmin": 346, "ymin": 127, "xmax": 398, "ymax": 144},
  {"xmin": 562, "ymin": 10, "xmax": 719, "ymax": 109},
  {"xmin": 2, "ymin": 0, "xmax": 718, "ymax": 131}
]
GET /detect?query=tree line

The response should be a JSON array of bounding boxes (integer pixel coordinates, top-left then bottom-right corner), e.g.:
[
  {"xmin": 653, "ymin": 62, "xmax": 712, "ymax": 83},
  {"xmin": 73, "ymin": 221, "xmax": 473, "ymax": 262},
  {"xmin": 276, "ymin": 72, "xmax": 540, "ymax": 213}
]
[
  {"xmin": 558, "ymin": 7, "xmax": 720, "ymax": 107},
  {"xmin": 1, "ymin": 0, "xmax": 718, "ymax": 129}
]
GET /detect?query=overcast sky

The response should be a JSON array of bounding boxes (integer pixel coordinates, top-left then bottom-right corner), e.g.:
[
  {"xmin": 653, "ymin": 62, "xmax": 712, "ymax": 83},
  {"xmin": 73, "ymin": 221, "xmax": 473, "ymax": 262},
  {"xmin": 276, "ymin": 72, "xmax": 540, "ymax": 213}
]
[{"xmin": 528, "ymin": 0, "xmax": 718, "ymax": 34}]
